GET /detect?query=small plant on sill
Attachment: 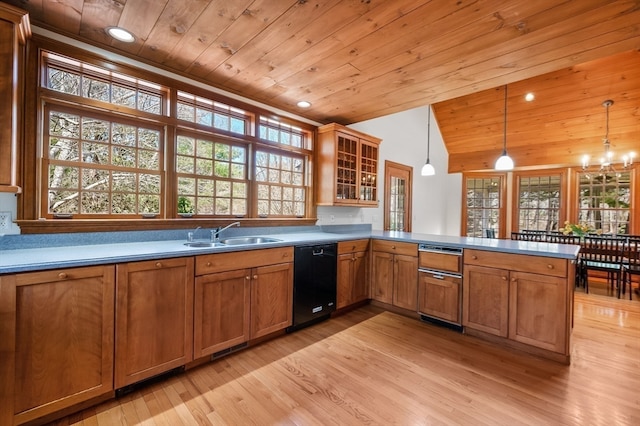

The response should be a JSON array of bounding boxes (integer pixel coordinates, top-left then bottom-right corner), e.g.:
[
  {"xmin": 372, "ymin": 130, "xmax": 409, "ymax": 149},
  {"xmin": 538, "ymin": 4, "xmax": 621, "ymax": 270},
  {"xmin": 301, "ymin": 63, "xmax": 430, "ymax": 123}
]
[{"xmin": 177, "ymin": 196, "xmax": 194, "ymax": 216}]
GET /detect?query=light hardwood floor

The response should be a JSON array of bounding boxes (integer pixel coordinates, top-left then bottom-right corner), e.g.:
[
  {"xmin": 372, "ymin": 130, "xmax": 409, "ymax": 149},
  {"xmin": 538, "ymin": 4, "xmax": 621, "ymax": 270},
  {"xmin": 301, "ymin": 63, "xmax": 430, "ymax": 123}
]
[{"xmin": 51, "ymin": 292, "xmax": 639, "ymax": 426}]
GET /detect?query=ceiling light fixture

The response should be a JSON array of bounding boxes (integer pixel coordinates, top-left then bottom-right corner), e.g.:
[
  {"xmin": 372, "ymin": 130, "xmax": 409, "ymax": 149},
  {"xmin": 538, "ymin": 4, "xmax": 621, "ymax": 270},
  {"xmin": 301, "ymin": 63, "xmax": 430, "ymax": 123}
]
[
  {"xmin": 581, "ymin": 99, "xmax": 635, "ymax": 176},
  {"xmin": 106, "ymin": 27, "xmax": 135, "ymax": 43},
  {"xmin": 297, "ymin": 101, "xmax": 311, "ymax": 108},
  {"xmin": 495, "ymin": 85, "xmax": 514, "ymax": 171},
  {"xmin": 421, "ymin": 106, "xmax": 435, "ymax": 176}
]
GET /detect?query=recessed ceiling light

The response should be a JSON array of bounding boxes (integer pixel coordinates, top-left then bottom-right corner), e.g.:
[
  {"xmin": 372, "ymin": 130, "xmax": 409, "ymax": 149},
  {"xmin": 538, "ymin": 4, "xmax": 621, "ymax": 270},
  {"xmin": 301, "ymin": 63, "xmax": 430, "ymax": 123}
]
[
  {"xmin": 106, "ymin": 27, "xmax": 135, "ymax": 43},
  {"xmin": 297, "ymin": 101, "xmax": 311, "ymax": 108},
  {"xmin": 524, "ymin": 92, "xmax": 535, "ymax": 102}
]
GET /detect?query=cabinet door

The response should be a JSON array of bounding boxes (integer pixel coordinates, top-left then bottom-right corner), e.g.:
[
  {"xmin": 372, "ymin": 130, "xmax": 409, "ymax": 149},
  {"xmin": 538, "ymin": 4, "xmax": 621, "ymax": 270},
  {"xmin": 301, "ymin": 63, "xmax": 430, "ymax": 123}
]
[
  {"xmin": 115, "ymin": 257, "xmax": 194, "ymax": 388},
  {"xmin": 194, "ymin": 268, "xmax": 250, "ymax": 358},
  {"xmin": 352, "ymin": 250, "xmax": 370, "ymax": 303},
  {"xmin": 358, "ymin": 139, "xmax": 379, "ymax": 205},
  {"xmin": 250, "ymin": 262, "xmax": 293, "ymax": 339},
  {"xmin": 393, "ymin": 254, "xmax": 418, "ymax": 310},
  {"xmin": 337, "ymin": 250, "xmax": 369, "ymax": 309},
  {"xmin": 0, "ymin": 266, "xmax": 114, "ymax": 426},
  {"xmin": 371, "ymin": 251, "xmax": 394, "ymax": 304},
  {"xmin": 509, "ymin": 271, "xmax": 568, "ymax": 353},
  {"xmin": 336, "ymin": 252, "xmax": 354, "ymax": 309},
  {"xmin": 336, "ymin": 132, "xmax": 359, "ymax": 203},
  {"xmin": 418, "ymin": 272, "xmax": 461, "ymax": 324},
  {"xmin": 463, "ymin": 264, "xmax": 509, "ymax": 337}
]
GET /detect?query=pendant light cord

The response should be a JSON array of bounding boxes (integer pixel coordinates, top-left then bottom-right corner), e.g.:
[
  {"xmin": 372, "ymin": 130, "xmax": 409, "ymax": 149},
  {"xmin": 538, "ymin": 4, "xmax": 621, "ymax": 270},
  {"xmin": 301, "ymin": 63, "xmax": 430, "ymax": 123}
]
[
  {"xmin": 503, "ymin": 85, "xmax": 508, "ymax": 154},
  {"xmin": 426, "ymin": 106, "xmax": 431, "ymax": 161}
]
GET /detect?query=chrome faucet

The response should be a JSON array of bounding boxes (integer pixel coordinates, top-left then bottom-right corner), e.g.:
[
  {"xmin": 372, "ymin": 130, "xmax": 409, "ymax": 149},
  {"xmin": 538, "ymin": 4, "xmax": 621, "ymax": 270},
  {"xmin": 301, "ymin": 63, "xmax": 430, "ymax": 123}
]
[
  {"xmin": 213, "ymin": 221, "xmax": 241, "ymax": 243},
  {"xmin": 187, "ymin": 226, "xmax": 205, "ymax": 242}
]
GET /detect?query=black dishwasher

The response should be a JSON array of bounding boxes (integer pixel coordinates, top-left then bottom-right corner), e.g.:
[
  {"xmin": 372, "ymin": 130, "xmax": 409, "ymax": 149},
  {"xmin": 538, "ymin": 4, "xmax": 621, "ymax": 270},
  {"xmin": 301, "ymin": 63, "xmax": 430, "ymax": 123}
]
[{"xmin": 288, "ymin": 243, "xmax": 337, "ymax": 332}]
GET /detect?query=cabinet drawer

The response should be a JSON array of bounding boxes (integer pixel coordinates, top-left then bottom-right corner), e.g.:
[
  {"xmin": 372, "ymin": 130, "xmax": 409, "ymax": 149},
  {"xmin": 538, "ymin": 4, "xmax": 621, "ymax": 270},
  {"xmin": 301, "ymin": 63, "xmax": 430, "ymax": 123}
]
[
  {"xmin": 338, "ymin": 239, "xmax": 369, "ymax": 254},
  {"xmin": 464, "ymin": 249, "xmax": 567, "ymax": 278},
  {"xmin": 419, "ymin": 251, "xmax": 461, "ymax": 274},
  {"xmin": 196, "ymin": 247, "xmax": 293, "ymax": 275},
  {"xmin": 372, "ymin": 239, "xmax": 417, "ymax": 257}
]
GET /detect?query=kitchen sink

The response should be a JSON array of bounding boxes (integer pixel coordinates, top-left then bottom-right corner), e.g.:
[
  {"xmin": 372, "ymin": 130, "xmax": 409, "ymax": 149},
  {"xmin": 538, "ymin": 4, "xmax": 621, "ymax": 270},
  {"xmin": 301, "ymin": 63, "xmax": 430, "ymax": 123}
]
[
  {"xmin": 219, "ymin": 237, "xmax": 282, "ymax": 245},
  {"xmin": 183, "ymin": 242, "xmax": 226, "ymax": 248}
]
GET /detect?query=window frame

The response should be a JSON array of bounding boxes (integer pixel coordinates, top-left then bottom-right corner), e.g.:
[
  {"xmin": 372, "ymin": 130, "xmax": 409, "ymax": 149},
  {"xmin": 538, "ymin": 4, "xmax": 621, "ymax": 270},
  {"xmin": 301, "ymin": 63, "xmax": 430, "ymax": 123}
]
[
  {"xmin": 511, "ymin": 169, "xmax": 567, "ymax": 233},
  {"xmin": 461, "ymin": 172, "xmax": 507, "ymax": 238},
  {"xmin": 18, "ymin": 41, "xmax": 318, "ymax": 233}
]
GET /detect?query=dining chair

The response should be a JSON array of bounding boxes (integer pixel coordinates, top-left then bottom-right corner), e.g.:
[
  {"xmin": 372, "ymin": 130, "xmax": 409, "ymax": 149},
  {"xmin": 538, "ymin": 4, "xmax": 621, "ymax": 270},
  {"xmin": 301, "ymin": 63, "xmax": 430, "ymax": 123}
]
[
  {"xmin": 579, "ymin": 235, "xmax": 625, "ymax": 295},
  {"xmin": 621, "ymin": 237, "xmax": 640, "ymax": 300}
]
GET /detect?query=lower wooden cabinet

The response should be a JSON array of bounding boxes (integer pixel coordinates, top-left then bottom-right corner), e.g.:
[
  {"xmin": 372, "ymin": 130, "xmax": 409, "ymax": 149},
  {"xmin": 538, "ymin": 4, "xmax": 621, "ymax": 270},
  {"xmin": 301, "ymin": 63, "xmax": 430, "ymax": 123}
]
[
  {"xmin": 194, "ymin": 268, "xmax": 250, "ymax": 358},
  {"xmin": 418, "ymin": 271, "xmax": 461, "ymax": 324},
  {"xmin": 0, "ymin": 265, "xmax": 115, "ymax": 426},
  {"xmin": 462, "ymin": 264, "xmax": 509, "ymax": 337},
  {"xmin": 250, "ymin": 262, "xmax": 294, "ymax": 338},
  {"xmin": 371, "ymin": 240, "xmax": 418, "ymax": 310},
  {"xmin": 463, "ymin": 249, "xmax": 572, "ymax": 357},
  {"xmin": 337, "ymin": 239, "xmax": 369, "ymax": 309},
  {"xmin": 115, "ymin": 257, "xmax": 194, "ymax": 388},
  {"xmin": 194, "ymin": 247, "xmax": 294, "ymax": 354}
]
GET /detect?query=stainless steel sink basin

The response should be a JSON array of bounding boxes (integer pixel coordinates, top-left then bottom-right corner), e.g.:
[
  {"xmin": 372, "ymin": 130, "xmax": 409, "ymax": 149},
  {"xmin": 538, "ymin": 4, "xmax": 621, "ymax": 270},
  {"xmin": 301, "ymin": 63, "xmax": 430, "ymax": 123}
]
[
  {"xmin": 219, "ymin": 237, "xmax": 282, "ymax": 245},
  {"xmin": 183, "ymin": 242, "xmax": 226, "ymax": 248}
]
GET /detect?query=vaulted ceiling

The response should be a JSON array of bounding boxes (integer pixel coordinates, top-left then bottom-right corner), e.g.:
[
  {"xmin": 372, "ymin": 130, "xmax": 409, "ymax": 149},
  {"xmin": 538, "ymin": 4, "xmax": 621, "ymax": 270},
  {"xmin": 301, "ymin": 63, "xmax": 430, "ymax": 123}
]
[{"xmin": 3, "ymin": 0, "xmax": 640, "ymax": 170}]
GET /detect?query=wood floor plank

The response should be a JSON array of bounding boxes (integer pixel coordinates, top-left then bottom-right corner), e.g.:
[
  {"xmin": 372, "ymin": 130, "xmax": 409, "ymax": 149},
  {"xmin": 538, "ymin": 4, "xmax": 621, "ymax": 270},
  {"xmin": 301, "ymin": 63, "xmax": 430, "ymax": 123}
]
[{"xmin": 51, "ymin": 292, "xmax": 639, "ymax": 425}]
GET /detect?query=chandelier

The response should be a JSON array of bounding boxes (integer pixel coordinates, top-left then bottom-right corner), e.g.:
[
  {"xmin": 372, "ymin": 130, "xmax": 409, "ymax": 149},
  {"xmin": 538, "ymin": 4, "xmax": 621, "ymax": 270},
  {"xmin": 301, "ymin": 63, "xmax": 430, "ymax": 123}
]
[{"xmin": 581, "ymin": 99, "xmax": 635, "ymax": 175}]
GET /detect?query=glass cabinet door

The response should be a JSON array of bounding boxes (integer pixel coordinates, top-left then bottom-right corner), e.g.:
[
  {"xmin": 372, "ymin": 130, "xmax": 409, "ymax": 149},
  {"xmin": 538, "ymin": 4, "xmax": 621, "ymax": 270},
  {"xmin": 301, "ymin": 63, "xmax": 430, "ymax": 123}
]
[
  {"xmin": 336, "ymin": 133, "xmax": 358, "ymax": 201},
  {"xmin": 360, "ymin": 141, "xmax": 378, "ymax": 203}
]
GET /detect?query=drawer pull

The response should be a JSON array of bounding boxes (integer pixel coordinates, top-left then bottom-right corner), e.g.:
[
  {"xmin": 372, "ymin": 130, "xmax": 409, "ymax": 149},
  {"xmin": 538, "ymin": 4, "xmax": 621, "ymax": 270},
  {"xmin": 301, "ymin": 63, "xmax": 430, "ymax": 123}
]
[
  {"xmin": 58, "ymin": 272, "xmax": 67, "ymax": 279},
  {"xmin": 155, "ymin": 262, "xmax": 162, "ymax": 268},
  {"xmin": 502, "ymin": 276, "xmax": 507, "ymax": 281},
  {"xmin": 206, "ymin": 262, "xmax": 212, "ymax": 267},
  {"xmin": 246, "ymin": 276, "xmax": 251, "ymax": 280},
  {"xmin": 471, "ymin": 255, "xmax": 478, "ymax": 260},
  {"xmin": 547, "ymin": 264, "xmax": 554, "ymax": 269},
  {"xmin": 391, "ymin": 245, "xmax": 396, "ymax": 249}
]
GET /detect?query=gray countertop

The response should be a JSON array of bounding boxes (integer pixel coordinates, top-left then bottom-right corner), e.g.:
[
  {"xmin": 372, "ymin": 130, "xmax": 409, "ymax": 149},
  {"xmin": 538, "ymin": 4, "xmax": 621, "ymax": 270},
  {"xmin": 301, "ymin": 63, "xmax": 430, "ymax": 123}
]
[{"xmin": 0, "ymin": 228, "xmax": 580, "ymax": 274}]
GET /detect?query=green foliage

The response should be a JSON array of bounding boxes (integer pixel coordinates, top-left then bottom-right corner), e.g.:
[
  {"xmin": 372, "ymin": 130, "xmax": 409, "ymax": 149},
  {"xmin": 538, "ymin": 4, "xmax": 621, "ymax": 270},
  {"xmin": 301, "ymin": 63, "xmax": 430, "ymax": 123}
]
[{"xmin": 177, "ymin": 196, "xmax": 193, "ymax": 214}]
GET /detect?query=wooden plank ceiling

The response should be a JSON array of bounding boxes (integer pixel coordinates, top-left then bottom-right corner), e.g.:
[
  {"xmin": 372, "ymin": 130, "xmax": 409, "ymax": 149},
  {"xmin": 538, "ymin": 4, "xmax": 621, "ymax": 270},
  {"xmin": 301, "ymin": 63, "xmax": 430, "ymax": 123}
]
[{"xmin": 3, "ymin": 0, "xmax": 640, "ymax": 170}]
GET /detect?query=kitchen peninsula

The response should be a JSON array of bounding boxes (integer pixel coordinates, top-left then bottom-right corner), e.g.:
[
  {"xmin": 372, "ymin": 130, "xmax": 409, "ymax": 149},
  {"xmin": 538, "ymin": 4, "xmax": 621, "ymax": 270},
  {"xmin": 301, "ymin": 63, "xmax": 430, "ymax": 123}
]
[{"xmin": 0, "ymin": 225, "xmax": 579, "ymax": 425}]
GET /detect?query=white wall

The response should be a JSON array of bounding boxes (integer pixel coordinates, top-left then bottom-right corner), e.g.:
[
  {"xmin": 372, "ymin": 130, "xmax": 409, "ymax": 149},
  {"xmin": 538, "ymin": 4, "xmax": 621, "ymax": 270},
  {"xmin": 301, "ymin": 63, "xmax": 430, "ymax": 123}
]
[
  {"xmin": 318, "ymin": 105, "xmax": 462, "ymax": 235},
  {"xmin": 0, "ymin": 193, "xmax": 21, "ymax": 235}
]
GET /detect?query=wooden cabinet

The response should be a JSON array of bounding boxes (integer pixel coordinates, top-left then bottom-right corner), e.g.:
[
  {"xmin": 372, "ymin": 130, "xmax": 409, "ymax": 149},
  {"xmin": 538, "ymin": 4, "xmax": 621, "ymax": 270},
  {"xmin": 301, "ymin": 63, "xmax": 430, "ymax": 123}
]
[
  {"xmin": 0, "ymin": 265, "xmax": 115, "ymax": 426},
  {"xmin": 463, "ymin": 249, "xmax": 572, "ymax": 357},
  {"xmin": 0, "ymin": 4, "xmax": 30, "ymax": 192},
  {"xmin": 418, "ymin": 272, "xmax": 462, "ymax": 325},
  {"xmin": 462, "ymin": 264, "xmax": 509, "ymax": 336},
  {"xmin": 337, "ymin": 239, "xmax": 370, "ymax": 309},
  {"xmin": 371, "ymin": 240, "xmax": 418, "ymax": 310},
  {"xmin": 115, "ymin": 257, "xmax": 194, "ymax": 388},
  {"xmin": 316, "ymin": 123, "xmax": 382, "ymax": 207},
  {"xmin": 194, "ymin": 247, "xmax": 293, "ymax": 351},
  {"xmin": 194, "ymin": 268, "xmax": 250, "ymax": 358}
]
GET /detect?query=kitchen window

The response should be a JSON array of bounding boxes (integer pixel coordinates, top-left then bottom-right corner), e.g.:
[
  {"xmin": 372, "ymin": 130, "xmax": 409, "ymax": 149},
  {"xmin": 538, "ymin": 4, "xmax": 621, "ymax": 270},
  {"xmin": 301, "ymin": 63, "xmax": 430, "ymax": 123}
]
[
  {"xmin": 28, "ymin": 48, "xmax": 314, "ymax": 227},
  {"xmin": 45, "ymin": 106, "xmax": 163, "ymax": 217},
  {"xmin": 514, "ymin": 172, "xmax": 564, "ymax": 232},
  {"xmin": 462, "ymin": 174, "xmax": 506, "ymax": 238},
  {"xmin": 577, "ymin": 171, "xmax": 631, "ymax": 234}
]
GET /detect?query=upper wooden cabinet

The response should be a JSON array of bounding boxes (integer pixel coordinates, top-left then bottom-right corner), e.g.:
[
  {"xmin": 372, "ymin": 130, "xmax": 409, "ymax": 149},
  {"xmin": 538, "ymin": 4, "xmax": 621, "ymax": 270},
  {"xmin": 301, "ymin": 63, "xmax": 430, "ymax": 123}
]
[
  {"xmin": 0, "ymin": 3, "xmax": 30, "ymax": 193},
  {"xmin": 316, "ymin": 123, "xmax": 382, "ymax": 207}
]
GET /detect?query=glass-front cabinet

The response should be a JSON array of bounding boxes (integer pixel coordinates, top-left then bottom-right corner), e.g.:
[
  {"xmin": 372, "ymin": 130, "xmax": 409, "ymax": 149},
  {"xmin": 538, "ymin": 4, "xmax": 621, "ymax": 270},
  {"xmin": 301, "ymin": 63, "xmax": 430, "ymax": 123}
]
[{"xmin": 316, "ymin": 123, "xmax": 381, "ymax": 207}]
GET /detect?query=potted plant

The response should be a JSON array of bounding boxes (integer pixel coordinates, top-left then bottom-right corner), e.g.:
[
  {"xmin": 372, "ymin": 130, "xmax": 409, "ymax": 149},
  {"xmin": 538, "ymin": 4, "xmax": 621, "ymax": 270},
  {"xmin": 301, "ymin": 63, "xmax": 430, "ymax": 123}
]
[{"xmin": 177, "ymin": 196, "xmax": 194, "ymax": 217}]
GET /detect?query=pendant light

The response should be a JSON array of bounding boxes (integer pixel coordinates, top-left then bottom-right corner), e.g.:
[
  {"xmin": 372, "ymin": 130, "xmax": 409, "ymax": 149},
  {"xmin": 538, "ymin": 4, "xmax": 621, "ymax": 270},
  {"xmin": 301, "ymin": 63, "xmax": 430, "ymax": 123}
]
[
  {"xmin": 494, "ymin": 85, "xmax": 514, "ymax": 171},
  {"xmin": 421, "ymin": 105, "xmax": 436, "ymax": 176}
]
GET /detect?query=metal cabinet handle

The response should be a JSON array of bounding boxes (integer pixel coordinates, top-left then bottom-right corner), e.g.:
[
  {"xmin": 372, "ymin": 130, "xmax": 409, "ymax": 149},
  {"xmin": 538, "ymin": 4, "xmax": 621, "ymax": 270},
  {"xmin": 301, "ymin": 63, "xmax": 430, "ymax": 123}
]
[
  {"xmin": 206, "ymin": 261, "xmax": 212, "ymax": 267},
  {"xmin": 472, "ymin": 255, "xmax": 478, "ymax": 260},
  {"xmin": 253, "ymin": 275, "xmax": 258, "ymax": 280},
  {"xmin": 246, "ymin": 276, "xmax": 251, "ymax": 280},
  {"xmin": 391, "ymin": 245, "xmax": 396, "ymax": 249},
  {"xmin": 547, "ymin": 264, "xmax": 554, "ymax": 269},
  {"xmin": 155, "ymin": 262, "xmax": 162, "ymax": 268},
  {"xmin": 58, "ymin": 272, "xmax": 67, "ymax": 279},
  {"xmin": 501, "ymin": 276, "xmax": 507, "ymax": 281}
]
